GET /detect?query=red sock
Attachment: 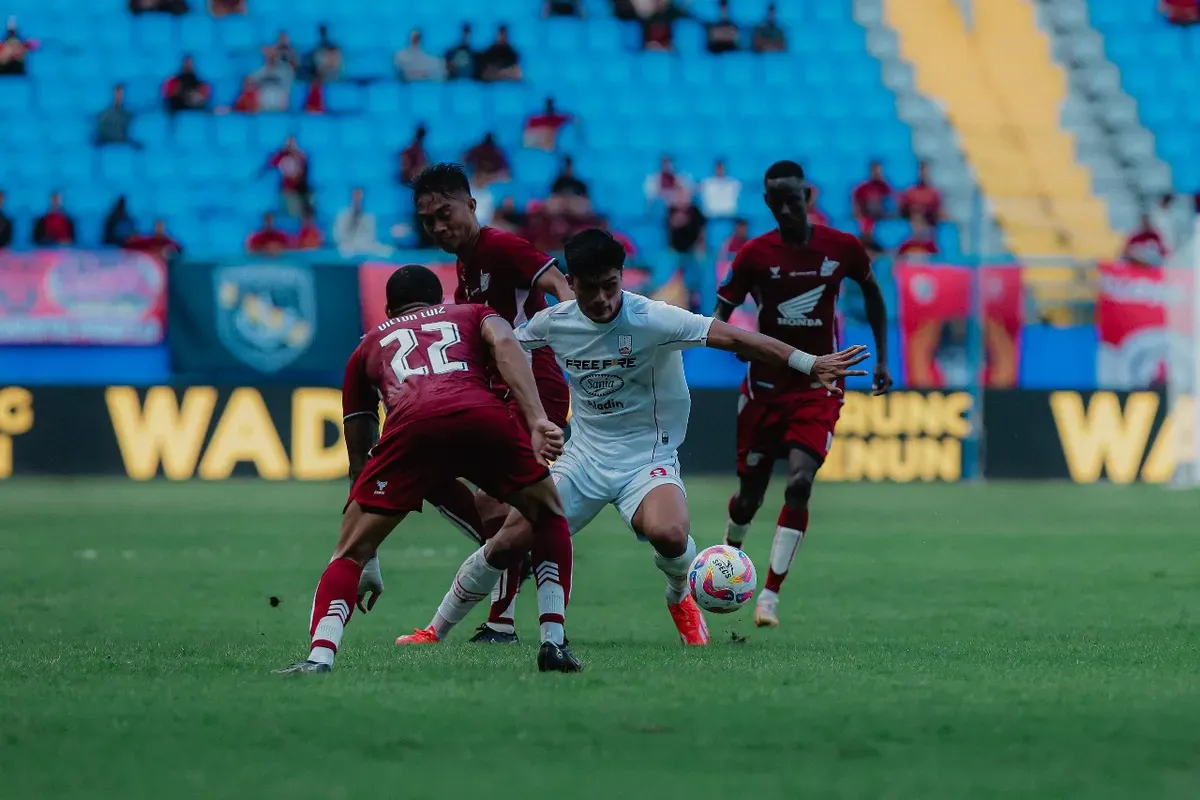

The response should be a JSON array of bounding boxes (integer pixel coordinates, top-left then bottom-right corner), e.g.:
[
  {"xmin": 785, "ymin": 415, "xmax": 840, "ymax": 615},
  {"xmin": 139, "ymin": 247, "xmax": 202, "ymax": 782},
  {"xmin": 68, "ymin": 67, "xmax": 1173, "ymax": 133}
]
[
  {"xmin": 428, "ymin": 480, "xmax": 487, "ymax": 544},
  {"xmin": 309, "ymin": 557, "xmax": 363, "ymax": 662},
  {"xmin": 472, "ymin": 515, "xmax": 521, "ymax": 628},
  {"xmin": 530, "ymin": 513, "xmax": 572, "ymax": 643},
  {"xmin": 764, "ymin": 506, "xmax": 808, "ymax": 594}
]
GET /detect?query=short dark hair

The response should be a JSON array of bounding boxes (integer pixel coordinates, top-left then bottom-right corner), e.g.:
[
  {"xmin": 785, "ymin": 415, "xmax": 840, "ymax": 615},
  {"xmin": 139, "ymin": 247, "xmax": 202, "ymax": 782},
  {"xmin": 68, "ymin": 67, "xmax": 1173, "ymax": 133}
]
[
  {"xmin": 386, "ymin": 265, "xmax": 444, "ymax": 311},
  {"xmin": 411, "ymin": 162, "xmax": 471, "ymax": 204},
  {"xmin": 764, "ymin": 160, "xmax": 805, "ymax": 183},
  {"xmin": 564, "ymin": 229, "xmax": 625, "ymax": 280}
]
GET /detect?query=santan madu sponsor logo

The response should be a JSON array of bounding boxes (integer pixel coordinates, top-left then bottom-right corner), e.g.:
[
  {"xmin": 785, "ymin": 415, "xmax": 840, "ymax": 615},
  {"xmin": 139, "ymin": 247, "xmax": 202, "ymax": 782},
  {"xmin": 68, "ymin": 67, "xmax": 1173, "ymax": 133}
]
[
  {"xmin": 820, "ymin": 391, "xmax": 973, "ymax": 483},
  {"xmin": 579, "ymin": 373, "xmax": 625, "ymax": 397},
  {"xmin": 1050, "ymin": 391, "xmax": 1191, "ymax": 484}
]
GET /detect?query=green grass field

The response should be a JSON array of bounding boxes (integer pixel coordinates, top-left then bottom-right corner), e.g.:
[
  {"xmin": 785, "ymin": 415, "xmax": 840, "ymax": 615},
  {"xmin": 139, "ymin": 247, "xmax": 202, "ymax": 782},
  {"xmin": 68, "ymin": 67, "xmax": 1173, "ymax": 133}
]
[{"xmin": 1, "ymin": 477, "xmax": 1197, "ymax": 799}]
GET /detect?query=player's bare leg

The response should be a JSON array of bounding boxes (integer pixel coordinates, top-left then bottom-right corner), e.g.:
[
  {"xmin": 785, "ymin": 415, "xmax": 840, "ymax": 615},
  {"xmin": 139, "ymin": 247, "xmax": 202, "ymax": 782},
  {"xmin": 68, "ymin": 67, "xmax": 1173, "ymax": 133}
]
[
  {"xmin": 275, "ymin": 501, "xmax": 405, "ymax": 674},
  {"xmin": 724, "ymin": 470, "xmax": 770, "ymax": 550},
  {"xmin": 426, "ymin": 479, "xmax": 488, "ymax": 545},
  {"xmin": 756, "ymin": 448, "xmax": 817, "ymax": 627},
  {"xmin": 631, "ymin": 486, "xmax": 709, "ymax": 646}
]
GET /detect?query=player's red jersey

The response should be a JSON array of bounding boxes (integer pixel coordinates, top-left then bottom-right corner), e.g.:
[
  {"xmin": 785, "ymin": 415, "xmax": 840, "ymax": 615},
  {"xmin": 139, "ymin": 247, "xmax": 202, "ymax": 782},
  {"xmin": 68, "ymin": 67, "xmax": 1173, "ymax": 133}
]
[
  {"xmin": 717, "ymin": 224, "xmax": 872, "ymax": 398},
  {"xmin": 453, "ymin": 226, "xmax": 570, "ymax": 426},
  {"xmin": 342, "ymin": 302, "xmax": 548, "ymax": 514},
  {"xmin": 342, "ymin": 303, "xmax": 502, "ymax": 428}
]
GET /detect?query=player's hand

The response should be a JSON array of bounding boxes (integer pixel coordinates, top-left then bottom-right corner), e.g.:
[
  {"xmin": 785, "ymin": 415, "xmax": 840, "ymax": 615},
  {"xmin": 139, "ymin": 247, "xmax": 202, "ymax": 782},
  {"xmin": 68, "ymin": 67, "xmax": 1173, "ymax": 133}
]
[
  {"xmin": 530, "ymin": 419, "xmax": 565, "ymax": 464},
  {"xmin": 812, "ymin": 345, "xmax": 870, "ymax": 395},
  {"xmin": 872, "ymin": 362, "xmax": 893, "ymax": 396},
  {"xmin": 357, "ymin": 555, "xmax": 384, "ymax": 613}
]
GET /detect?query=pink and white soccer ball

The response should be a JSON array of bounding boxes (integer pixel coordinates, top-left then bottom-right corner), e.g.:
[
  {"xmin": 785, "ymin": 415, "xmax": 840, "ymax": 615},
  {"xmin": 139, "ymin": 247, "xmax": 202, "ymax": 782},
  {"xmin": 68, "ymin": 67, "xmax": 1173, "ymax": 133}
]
[{"xmin": 688, "ymin": 545, "xmax": 757, "ymax": 614}]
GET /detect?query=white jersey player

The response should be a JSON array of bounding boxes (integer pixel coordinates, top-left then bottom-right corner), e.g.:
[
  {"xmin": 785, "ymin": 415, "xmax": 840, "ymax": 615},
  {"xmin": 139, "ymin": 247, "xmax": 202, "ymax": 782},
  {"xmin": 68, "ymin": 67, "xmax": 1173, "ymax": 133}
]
[{"xmin": 396, "ymin": 229, "xmax": 869, "ymax": 649}]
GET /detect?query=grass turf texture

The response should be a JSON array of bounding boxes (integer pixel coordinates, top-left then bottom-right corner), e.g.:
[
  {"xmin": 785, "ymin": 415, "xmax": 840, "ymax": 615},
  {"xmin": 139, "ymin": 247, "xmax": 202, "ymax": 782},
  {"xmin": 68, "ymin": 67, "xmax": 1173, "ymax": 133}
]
[{"xmin": 1, "ymin": 478, "xmax": 1197, "ymax": 799}]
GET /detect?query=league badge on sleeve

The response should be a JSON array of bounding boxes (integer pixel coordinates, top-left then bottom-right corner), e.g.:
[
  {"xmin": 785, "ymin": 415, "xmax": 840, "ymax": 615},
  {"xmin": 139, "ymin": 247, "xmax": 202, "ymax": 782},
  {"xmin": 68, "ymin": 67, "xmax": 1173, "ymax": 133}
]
[{"xmin": 618, "ymin": 334, "xmax": 633, "ymax": 356}]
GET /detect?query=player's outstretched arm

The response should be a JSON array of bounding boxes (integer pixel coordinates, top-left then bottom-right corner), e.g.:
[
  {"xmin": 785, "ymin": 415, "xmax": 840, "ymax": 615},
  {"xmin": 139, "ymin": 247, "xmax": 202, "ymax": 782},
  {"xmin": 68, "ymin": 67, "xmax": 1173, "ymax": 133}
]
[
  {"xmin": 712, "ymin": 297, "xmax": 735, "ymax": 323},
  {"xmin": 706, "ymin": 320, "xmax": 871, "ymax": 395},
  {"xmin": 535, "ymin": 265, "xmax": 575, "ymax": 302},
  {"xmin": 481, "ymin": 316, "xmax": 564, "ymax": 462}
]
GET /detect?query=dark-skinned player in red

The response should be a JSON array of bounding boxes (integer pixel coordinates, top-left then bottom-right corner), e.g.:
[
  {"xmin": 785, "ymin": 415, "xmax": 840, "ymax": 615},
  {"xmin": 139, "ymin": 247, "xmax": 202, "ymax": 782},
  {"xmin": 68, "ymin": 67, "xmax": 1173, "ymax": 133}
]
[
  {"xmin": 413, "ymin": 162, "xmax": 574, "ymax": 645},
  {"xmin": 274, "ymin": 265, "xmax": 582, "ymax": 674},
  {"xmin": 714, "ymin": 160, "xmax": 893, "ymax": 627}
]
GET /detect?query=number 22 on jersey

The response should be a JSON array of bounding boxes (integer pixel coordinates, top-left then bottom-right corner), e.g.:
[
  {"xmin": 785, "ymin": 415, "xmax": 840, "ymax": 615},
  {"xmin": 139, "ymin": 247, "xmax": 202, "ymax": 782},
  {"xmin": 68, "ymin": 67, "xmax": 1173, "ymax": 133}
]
[{"xmin": 381, "ymin": 321, "xmax": 468, "ymax": 382}]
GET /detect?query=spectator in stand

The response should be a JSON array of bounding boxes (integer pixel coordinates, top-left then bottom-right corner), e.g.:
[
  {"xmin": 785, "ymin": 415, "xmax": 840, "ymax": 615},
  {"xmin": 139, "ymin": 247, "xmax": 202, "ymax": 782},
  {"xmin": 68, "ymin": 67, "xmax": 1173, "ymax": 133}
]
[
  {"xmin": 852, "ymin": 160, "xmax": 893, "ymax": 233},
  {"xmin": 271, "ymin": 31, "xmax": 299, "ymax": 71},
  {"xmin": 752, "ymin": 2, "xmax": 787, "ymax": 52},
  {"xmin": 544, "ymin": 0, "xmax": 585, "ymax": 17},
  {"xmin": 0, "ymin": 191, "xmax": 13, "ymax": 249},
  {"xmin": 706, "ymin": 0, "xmax": 740, "ymax": 54},
  {"xmin": 246, "ymin": 212, "xmax": 290, "ymax": 255},
  {"xmin": 209, "ymin": 0, "xmax": 247, "ymax": 17},
  {"xmin": 642, "ymin": 0, "xmax": 686, "ymax": 51},
  {"xmin": 478, "ymin": 24, "xmax": 522, "ymax": 82},
  {"xmin": 1123, "ymin": 213, "xmax": 1168, "ymax": 266},
  {"xmin": 102, "ymin": 196, "xmax": 137, "ymax": 246},
  {"xmin": 263, "ymin": 135, "xmax": 311, "ymax": 217},
  {"xmin": 720, "ymin": 218, "xmax": 750, "ymax": 262},
  {"xmin": 32, "ymin": 192, "xmax": 76, "ymax": 246},
  {"xmin": 444, "ymin": 23, "xmax": 477, "ymax": 80},
  {"xmin": 463, "ymin": 132, "xmax": 511, "ymax": 186},
  {"xmin": 644, "ymin": 154, "xmax": 692, "ymax": 207},
  {"xmin": 251, "ymin": 47, "xmax": 295, "ymax": 112},
  {"xmin": 492, "ymin": 197, "xmax": 527, "ymax": 234},
  {"xmin": 699, "ymin": 158, "xmax": 741, "ymax": 218},
  {"xmin": 523, "ymin": 96, "xmax": 572, "ymax": 152},
  {"xmin": 897, "ymin": 216, "xmax": 939, "ymax": 262},
  {"xmin": 551, "ymin": 156, "xmax": 589, "ymax": 200},
  {"xmin": 305, "ymin": 24, "xmax": 342, "ymax": 82},
  {"xmin": 292, "ymin": 212, "xmax": 323, "ymax": 250},
  {"xmin": 600, "ymin": 216, "xmax": 638, "ymax": 261},
  {"xmin": 898, "ymin": 160, "xmax": 943, "ymax": 225},
  {"xmin": 130, "ymin": 0, "xmax": 189, "ymax": 14},
  {"xmin": 1161, "ymin": 0, "xmax": 1200, "ymax": 25},
  {"xmin": 95, "ymin": 84, "xmax": 142, "ymax": 149},
  {"xmin": 163, "ymin": 55, "xmax": 211, "ymax": 114},
  {"xmin": 124, "ymin": 219, "xmax": 183, "ymax": 262},
  {"xmin": 666, "ymin": 187, "xmax": 707, "ymax": 311},
  {"xmin": 397, "ymin": 125, "xmax": 429, "ymax": 185},
  {"xmin": 333, "ymin": 188, "xmax": 391, "ymax": 257},
  {"xmin": 395, "ymin": 28, "xmax": 446, "ymax": 82},
  {"xmin": 472, "ymin": 179, "xmax": 496, "ymax": 225},
  {"xmin": 0, "ymin": 17, "xmax": 33, "ymax": 76}
]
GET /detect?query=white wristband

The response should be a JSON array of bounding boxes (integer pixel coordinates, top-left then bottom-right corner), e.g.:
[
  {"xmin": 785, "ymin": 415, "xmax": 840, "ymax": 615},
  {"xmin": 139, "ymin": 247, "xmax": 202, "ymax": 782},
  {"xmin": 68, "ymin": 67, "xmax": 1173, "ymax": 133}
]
[{"xmin": 788, "ymin": 349, "xmax": 817, "ymax": 375}]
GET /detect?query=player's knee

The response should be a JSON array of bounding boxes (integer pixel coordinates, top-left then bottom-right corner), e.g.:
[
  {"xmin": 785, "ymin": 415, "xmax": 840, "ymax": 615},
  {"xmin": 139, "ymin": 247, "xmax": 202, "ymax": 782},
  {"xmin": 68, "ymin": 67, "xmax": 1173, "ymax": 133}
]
[
  {"xmin": 784, "ymin": 469, "xmax": 815, "ymax": 508},
  {"xmin": 731, "ymin": 489, "xmax": 764, "ymax": 518},
  {"xmin": 644, "ymin": 520, "xmax": 690, "ymax": 553}
]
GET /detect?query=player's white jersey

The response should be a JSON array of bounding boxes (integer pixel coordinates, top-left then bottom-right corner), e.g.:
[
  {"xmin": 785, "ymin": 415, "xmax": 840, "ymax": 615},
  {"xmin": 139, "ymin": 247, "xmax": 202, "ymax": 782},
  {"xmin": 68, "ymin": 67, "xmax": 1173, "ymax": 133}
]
[{"xmin": 514, "ymin": 291, "xmax": 713, "ymax": 467}]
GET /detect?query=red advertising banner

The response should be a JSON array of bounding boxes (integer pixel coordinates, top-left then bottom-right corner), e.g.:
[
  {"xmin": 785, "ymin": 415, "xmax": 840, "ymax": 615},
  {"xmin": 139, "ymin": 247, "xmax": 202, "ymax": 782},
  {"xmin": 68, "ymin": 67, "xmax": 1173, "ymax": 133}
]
[
  {"xmin": 1095, "ymin": 261, "xmax": 1177, "ymax": 389},
  {"xmin": 357, "ymin": 261, "xmax": 458, "ymax": 332},
  {"xmin": 0, "ymin": 249, "xmax": 166, "ymax": 344},
  {"xmin": 895, "ymin": 264, "xmax": 1024, "ymax": 388}
]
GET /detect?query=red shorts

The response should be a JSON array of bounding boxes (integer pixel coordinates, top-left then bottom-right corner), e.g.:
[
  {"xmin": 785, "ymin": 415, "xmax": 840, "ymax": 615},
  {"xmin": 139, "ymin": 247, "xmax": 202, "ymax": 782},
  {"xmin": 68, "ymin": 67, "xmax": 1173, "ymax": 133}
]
[
  {"xmin": 350, "ymin": 405, "xmax": 549, "ymax": 516},
  {"xmin": 736, "ymin": 391, "xmax": 843, "ymax": 477}
]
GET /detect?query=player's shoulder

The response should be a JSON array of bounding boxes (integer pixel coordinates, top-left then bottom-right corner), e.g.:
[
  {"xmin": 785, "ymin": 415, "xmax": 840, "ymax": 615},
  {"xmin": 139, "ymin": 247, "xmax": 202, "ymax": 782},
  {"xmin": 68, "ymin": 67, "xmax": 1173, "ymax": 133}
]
[
  {"xmin": 739, "ymin": 229, "xmax": 783, "ymax": 259},
  {"xmin": 480, "ymin": 225, "xmax": 534, "ymax": 254},
  {"xmin": 810, "ymin": 223, "xmax": 866, "ymax": 253}
]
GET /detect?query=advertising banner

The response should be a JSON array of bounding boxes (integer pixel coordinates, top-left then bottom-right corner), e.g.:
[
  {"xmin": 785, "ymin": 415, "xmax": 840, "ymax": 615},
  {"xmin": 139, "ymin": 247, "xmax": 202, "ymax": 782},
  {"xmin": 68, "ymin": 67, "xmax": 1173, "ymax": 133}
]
[
  {"xmin": 1095, "ymin": 261, "xmax": 1179, "ymax": 389},
  {"xmin": 0, "ymin": 249, "xmax": 166, "ymax": 344},
  {"xmin": 358, "ymin": 261, "xmax": 458, "ymax": 332},
  {"xmin": 983, "ymin": 389, "xmax": 1189, "ymax": 483},
  {"xmin": 895, "ymin": 264, "xmax": 1023, "ymax": 389},
  {"xmin": 168, "ymin": 261, "xmax": 362, "ymax": 380}
]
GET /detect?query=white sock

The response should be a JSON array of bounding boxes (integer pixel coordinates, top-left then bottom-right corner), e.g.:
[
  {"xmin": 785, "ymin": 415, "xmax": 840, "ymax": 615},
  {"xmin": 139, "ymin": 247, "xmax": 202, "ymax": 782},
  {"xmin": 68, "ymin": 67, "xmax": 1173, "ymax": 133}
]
[
  {"xmin": 308, "ymin": 645, "xmax": 335, "ymax": 666},
  {"xmin": 654, "ymin": 535, "xmax": 697, "ymax": 605},
  {"xmin": 757, "ymin": 588, "xmax": 778, "ymax": 608},
  {"xmin": 485, "ymin": 579, "xmax": 518, "ymax": 634},
  {"xmin": 535, "ymin": 561, "xmax": 567, "ymax": 644},
  {"xmin": 430, "ymin": 547, "xmax": 503, "ymax": 640},
  {"xmin": 540, "ymin": 620, "xmax": 564, "ymax": 645},
  {"xmin": 769, "ymin": 526, "xmax": 805, "ymax": 578},
  {"xmin": 725, "ymin": 519, "xmax": 750, "ymax": 548}
]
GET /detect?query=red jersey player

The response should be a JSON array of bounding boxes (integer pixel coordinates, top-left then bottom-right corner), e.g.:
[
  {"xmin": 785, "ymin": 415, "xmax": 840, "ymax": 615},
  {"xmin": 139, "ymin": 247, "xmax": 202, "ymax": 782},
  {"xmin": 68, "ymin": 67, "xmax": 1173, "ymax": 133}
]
[
  {"xmin": 274, "ymin": 265, "xmax": 582, "ymax": 675},
  {"xmin": 412, "ymin": 162, "xmax": 573, "ymax": 644},
  {"xmin": 714, "ymin": 160, "xmax": 892, "ymax": 627}
]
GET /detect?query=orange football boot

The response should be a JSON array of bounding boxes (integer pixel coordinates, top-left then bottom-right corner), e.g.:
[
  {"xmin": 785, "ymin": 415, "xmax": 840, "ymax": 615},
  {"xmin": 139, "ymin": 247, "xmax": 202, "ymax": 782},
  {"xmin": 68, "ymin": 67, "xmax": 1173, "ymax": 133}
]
[
  {"xmin": 667, "ymin": 595, "xmax": 710, "ymax": 645},
  {"xmin": 395, "ymin": 626, "xmax": 440, "ymax": 645}
]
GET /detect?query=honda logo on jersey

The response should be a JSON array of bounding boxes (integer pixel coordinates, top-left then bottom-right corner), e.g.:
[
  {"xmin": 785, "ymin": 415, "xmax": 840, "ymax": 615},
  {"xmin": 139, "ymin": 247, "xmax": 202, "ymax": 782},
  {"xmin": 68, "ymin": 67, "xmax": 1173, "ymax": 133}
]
[
  {"xmin": 769, "ymin": 266, "xmax": 781, "ymax": 279},
  {"xmin": 776, "ymin": 286, "xmax": 825, "ymax": 327},
  {"xmin": 820, "ymin": 258, "xmax": 839, "ymax": 277}
]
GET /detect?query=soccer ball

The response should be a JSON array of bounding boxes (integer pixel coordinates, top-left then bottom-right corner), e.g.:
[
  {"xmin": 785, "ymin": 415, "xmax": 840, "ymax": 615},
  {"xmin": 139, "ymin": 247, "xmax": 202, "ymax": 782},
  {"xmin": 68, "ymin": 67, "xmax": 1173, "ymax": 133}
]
[{"xmin": 688, "ymin": 545, "xmax": 757, "ymax": 614}]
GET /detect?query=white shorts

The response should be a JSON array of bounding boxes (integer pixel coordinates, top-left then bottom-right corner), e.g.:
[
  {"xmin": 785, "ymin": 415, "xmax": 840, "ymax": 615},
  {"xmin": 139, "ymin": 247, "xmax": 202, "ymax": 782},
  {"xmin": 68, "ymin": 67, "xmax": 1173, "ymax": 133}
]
[{"xmin": 550, "ymin": 449, "xmax": 686, "ymax": 539}]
